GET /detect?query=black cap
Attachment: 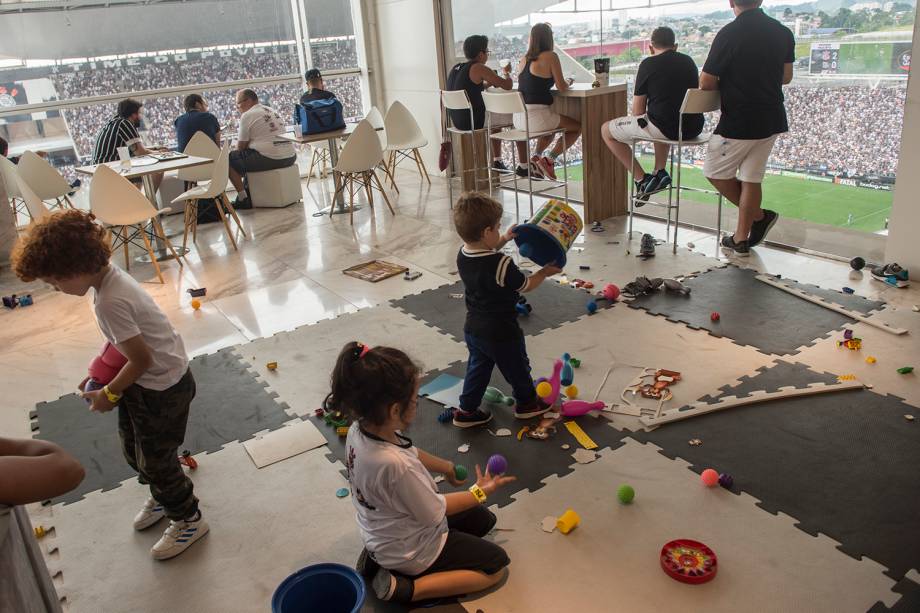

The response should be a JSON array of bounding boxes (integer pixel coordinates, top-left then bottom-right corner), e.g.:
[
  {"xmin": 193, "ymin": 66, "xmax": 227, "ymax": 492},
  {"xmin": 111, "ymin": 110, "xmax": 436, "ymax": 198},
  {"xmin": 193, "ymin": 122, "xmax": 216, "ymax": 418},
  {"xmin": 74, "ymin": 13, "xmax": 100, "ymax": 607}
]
[{"xmin": 305, "ymin": 68, "xmax": 322, "ymax": 80}]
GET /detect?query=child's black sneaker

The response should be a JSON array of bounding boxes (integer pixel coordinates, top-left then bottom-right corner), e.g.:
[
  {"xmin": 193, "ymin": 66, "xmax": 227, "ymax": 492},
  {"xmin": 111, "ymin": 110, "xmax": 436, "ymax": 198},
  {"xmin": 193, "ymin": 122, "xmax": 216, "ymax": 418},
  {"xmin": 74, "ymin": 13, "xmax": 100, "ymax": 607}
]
[
  {"xmin": 356, "ymin": 548, "xmax": 380, "ymax": 580},
  {"xmin": 372, "ymin": 568, "xmax": 414, "ymax": 603},
  {"xmin": 452, "ymin": 408, "xmax": 493, "ymax": 428},
  {"xmin": 720, "ymin": 235, "xmax": 750, "ymax": 257},
  {"xmin": 514, "ymin": 397, "xmax": 552, "ymax": 419}
]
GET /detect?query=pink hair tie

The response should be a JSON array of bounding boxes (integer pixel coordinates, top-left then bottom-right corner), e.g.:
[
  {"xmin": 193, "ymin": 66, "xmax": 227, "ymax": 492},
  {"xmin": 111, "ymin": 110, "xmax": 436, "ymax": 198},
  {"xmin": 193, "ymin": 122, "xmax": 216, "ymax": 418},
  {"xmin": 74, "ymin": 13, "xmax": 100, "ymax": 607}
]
[{"xmin": 358, "ymin": 343, "xmax": 372, "ymax": 358}]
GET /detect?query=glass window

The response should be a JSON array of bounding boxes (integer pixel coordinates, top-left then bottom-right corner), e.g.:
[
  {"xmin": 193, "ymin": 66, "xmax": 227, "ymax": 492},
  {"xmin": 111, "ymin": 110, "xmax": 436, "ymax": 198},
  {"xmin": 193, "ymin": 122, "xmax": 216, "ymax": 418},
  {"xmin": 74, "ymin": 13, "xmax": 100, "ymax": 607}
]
[{"xmin": 305, "ymin": 0, "xmax": 360, "ymax": 70}]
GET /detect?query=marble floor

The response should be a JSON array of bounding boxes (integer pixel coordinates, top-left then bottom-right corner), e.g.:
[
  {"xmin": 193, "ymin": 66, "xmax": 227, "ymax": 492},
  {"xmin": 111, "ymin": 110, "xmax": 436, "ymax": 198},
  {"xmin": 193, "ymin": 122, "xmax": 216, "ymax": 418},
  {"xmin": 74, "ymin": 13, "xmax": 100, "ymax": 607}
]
[{"xmin": 2, "ymin": 168, "xmax": 918, "ymax": 612}]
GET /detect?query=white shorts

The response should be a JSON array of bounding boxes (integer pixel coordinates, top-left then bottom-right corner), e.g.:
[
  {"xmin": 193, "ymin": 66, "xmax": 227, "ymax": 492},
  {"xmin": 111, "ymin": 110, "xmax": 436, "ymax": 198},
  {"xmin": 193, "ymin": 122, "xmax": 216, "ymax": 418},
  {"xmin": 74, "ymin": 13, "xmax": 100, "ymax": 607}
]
[
  {"xmin": 608, "ymin": 115, "xmax": 666, "ymax": 143},
  {"xmin": 703, "ymin": 134, "xmax": 778, "ymax": 183},
  {"xmin": 513, "ymin": 104, "xmax": 560, "ymax": 133}
]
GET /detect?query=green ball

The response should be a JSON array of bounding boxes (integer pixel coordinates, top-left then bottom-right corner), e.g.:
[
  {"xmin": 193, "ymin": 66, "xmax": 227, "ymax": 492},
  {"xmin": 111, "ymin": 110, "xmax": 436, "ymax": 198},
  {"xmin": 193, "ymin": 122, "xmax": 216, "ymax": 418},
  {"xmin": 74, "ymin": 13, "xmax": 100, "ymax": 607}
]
[
  {"xmin": 454, "ymin": 464, "xmax": 468, "ymax": 481},
  {"xmin": 617, "ymin": 484, "xmax": 635, "ymax": 504}
]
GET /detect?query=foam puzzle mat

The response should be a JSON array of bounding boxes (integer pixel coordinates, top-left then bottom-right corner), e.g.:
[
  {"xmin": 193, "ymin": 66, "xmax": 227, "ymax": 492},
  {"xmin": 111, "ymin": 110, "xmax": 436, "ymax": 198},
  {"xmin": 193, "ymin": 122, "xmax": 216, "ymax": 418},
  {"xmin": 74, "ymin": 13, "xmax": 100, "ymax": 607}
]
[
  {"xmin": 626, "ymin": 266, "xmax": 886, "ymax": 355},
  {"xmin": 31, "ymin": 348, "xmax": 292, "ymax": 504},
  {"xmin": 629, "ymin": 359, "xmax": 920, "ymax": 582}
]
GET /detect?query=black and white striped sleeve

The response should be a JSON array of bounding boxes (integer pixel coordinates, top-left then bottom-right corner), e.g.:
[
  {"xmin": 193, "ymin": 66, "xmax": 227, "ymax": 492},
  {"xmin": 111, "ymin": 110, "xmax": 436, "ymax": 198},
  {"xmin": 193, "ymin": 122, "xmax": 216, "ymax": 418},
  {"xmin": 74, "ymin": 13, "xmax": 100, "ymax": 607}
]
[{"xmin": 495, "ymin": 255, "xmax": 527, "ymax": 291}]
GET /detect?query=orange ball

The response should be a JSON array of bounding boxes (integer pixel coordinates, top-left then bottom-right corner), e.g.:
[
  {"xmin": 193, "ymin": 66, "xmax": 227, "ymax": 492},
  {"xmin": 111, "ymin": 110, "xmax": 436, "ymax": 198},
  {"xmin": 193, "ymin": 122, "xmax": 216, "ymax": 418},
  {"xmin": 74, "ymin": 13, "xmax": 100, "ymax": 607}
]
[
  {"xmin": 701, "ymin": 468, "xmax": 719, "ymax": 487},
  {"xmin": 536, "ymin": 381, "xmax": 553, "ymax": 398},
  {"xmin": 191, "ymin": 299, "xmax": 201, "ymax": 310}
]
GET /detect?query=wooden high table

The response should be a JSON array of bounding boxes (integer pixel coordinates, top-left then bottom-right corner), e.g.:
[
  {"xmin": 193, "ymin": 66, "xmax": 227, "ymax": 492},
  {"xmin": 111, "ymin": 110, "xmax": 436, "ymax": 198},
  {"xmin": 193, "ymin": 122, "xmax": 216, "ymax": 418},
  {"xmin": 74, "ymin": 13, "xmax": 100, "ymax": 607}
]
[{"xmin": 455, "ymin": 82, "xmax": 628, "ymax": 224}]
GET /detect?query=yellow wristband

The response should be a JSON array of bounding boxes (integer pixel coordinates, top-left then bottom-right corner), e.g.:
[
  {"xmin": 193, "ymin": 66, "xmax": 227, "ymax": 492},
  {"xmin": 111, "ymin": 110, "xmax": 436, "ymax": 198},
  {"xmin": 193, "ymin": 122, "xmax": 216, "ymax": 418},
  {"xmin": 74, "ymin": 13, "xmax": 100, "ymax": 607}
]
[
  {"xmin": 468, "ymin": 484, "xmax": 487, "ymax": 504},
  {"xmin": 102, "ymin": 385, "xmax": 122, "ymax": 403}
]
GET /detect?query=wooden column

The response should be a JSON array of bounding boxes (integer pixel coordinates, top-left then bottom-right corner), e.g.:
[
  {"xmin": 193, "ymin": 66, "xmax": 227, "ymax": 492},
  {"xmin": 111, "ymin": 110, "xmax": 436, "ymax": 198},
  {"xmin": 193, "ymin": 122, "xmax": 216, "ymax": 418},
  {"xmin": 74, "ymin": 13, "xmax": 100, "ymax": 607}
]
[{"xmin": 553, "ymin": 85, "xmax": 628, "ymax": 224}]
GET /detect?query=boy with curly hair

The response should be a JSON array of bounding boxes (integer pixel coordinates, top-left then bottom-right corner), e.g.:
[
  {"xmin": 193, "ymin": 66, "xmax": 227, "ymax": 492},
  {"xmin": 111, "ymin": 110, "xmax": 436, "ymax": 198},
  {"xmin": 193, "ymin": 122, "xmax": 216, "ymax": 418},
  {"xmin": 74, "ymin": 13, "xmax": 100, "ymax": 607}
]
[{"xmin": 11, "ymin": 210, "xmax": 208, "ymax": 560}]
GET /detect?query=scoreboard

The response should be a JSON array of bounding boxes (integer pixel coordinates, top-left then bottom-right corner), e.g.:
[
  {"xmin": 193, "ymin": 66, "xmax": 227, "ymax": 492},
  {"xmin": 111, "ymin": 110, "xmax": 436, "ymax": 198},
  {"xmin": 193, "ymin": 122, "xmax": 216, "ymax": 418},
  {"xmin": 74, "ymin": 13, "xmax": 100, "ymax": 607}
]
[{"xmin": 810, "ymin": 42, "xmax": 911, "ymax": 76}]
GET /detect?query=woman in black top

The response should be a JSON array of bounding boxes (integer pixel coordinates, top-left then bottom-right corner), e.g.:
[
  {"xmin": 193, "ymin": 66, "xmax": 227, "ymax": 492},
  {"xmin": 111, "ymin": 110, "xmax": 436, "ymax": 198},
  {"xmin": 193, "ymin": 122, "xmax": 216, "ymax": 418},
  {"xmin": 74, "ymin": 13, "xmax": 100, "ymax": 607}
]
[
  {"xmin": 513, "ymin": 23, "xmax": 581, "ymax": 180},
  {"xmin": 446, "ymin": 35, "xmax": 514, "ymax": 171}
]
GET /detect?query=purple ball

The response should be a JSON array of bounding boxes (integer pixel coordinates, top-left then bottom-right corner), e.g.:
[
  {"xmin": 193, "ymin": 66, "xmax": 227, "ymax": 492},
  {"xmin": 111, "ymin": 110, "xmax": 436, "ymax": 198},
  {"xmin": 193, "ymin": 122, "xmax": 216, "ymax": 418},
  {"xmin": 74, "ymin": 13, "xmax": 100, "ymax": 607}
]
[
  {"xmin": 83, "ymin": 378, "xmax": 104, "ymax": 404},
  {"xmin": 487, "ymin": 454, "xmax": 507, "ymax": 475},
  {"xmin": 718, "ymin": 473, "xmax": 733, "ymax": 489}
]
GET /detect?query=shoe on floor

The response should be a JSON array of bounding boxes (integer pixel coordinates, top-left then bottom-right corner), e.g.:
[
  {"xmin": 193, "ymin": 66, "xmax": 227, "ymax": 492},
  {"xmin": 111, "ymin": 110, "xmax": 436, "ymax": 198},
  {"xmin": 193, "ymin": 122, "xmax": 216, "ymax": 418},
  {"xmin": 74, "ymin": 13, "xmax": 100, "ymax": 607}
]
[
  {"xmin": 150, "ymin": 513, "xmax": 209, "ymax": 561},
  {"xmin": 372, "ymin": 568, "xmax": 414, "ymax": 603},
  {"xmin": 645, "ymin": 168, "xmax": 671, "ymax": 194},
  {"xmin": 492, "ymin": 160, "xmax": 510, "ymax": 172},
  {"xmin": 452, "ymin": 408, "xmax": 493, "ymax": 428},
  {"xmin": 720, "ymin": 234, "xmax": 750, "ymax": 257},
  {"xmin": 870, "ymin": 263, "xmax": 910, "ymax": 288},
  {"xmin": 514, "ymin": 397, "xmax": 552, "ymax": 419},
  {"xmin": 133, "ymin": 497, "xmax": 166, "ymax": 531},
  {"xmin": 748, "ymin": 209, "xmax": 779, "ymax": 247},
  {"xmin": 639, "ymin": 233, "xmax": 656, "ymax": 258},
  {"xmin": 233, "ymin": 195, "xmax": 252, "ymax": 210},
  {"xmin": 356, "ymin": 548, "xmax": 381, "ymax": 580},
  {"xmin": 536, "ymin": 156, "xmax": 557, "ymax": 181},
  {"xmin": 633, "ymin": 174, "xmax": 655, "ymax": 206}
]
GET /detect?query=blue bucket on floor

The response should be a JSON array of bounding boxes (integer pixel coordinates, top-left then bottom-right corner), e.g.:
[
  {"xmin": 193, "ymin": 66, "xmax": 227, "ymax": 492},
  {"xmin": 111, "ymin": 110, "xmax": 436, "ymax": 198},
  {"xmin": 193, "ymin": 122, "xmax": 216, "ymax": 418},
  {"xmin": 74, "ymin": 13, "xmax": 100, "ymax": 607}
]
[{"xmin": 272, "ymin": 563, "xmax": 366, "ymax": 613}]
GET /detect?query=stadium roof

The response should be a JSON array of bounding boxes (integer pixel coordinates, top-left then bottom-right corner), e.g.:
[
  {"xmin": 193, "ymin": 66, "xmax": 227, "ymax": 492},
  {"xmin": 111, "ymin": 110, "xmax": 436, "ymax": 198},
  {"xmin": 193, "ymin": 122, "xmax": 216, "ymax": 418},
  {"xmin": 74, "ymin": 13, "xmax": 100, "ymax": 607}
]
[{"xmin": 0, "ymin": 0, "xmax": 353, "ymax": 60}]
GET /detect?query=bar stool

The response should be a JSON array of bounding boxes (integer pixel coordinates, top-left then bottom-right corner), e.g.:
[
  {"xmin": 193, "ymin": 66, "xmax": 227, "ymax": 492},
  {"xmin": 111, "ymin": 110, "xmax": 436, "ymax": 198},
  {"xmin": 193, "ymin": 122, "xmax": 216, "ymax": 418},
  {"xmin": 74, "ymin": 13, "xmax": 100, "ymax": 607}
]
[
  {"xmin": 441, "ymin": 90, "xmax": 491, "ymax": 205},
  {"xmin": 626, "ymin": 89, "xmax": 723, "ymax": 254},
  {"xmin": 482, "ymin": 90, "xmax": 569, "ymax": 217}
]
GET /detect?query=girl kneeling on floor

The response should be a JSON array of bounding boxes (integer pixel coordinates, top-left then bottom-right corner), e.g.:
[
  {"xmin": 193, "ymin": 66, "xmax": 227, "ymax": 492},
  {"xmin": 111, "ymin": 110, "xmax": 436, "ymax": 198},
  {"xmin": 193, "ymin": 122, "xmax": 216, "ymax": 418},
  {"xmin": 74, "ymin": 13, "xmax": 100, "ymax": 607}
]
[{"xmin": 330, "ymin": 341, "xmax": 515, "ymax": 604}]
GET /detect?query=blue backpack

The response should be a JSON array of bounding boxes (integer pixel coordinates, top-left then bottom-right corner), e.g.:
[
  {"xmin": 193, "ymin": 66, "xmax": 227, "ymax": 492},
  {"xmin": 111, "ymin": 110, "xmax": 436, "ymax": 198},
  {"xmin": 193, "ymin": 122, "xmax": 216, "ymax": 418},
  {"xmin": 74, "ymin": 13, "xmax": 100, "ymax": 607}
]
[{"xmin": 296, "ymin": 98, "xmax": 346, "ymax": 135}]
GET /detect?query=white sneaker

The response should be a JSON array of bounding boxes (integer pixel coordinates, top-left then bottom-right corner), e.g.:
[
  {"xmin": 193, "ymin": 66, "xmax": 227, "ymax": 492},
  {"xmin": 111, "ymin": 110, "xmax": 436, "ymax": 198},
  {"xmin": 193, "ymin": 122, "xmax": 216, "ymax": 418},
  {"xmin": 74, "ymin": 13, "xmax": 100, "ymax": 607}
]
[
  {"xmin": 150, "ymin": 514, "xmax": 209, "ymax": 561},
  {"xmin": 133, "ymin": 497, "xmax": 166, "ymax": 531}
]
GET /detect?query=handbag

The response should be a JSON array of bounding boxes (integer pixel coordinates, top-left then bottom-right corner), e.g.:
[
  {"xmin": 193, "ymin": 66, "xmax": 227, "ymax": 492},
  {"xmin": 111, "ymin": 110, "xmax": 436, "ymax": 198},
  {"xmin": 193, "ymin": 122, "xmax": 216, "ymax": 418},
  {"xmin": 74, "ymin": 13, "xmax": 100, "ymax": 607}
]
[{"xmin": 297, "ymin": 99, "xmax": 346, "ymax": 135}]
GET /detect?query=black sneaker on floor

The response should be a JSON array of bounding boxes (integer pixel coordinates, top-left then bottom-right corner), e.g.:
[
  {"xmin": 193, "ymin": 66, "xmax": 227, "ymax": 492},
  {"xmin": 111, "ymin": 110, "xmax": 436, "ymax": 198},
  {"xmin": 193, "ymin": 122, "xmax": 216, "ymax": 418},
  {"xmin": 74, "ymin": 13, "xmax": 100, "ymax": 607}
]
[
  {"xmin": 452, "ymin": 408, "xmax": 493, "ymax": 428},
  {"xmin": 720, "ymin": 234, "xmax": 750, "ymax": 256},
  {"xmin": 356, "ymin": 548, "xmax": 380, "ymax": 580},
  {"xmin": 639, "ymin": 233, "xmax": 656, "ymax": 258},
  {"xmin": 633, "ymin": 174, "xmax": 655, "ymax": 206},
  {"xmin": 492, "ymin": 160, "xmax": 510, "ymax": 172},
  {"xmin": 514, "ymin": 398, "xmax": 552, "ymax": 419},
  {"xmin": 645, "ymin": 168, "xmax": 672, "ymax": 194},
  {"xmin": 747, "ymin": 209, "xmax": 778, "ymax": 247}
]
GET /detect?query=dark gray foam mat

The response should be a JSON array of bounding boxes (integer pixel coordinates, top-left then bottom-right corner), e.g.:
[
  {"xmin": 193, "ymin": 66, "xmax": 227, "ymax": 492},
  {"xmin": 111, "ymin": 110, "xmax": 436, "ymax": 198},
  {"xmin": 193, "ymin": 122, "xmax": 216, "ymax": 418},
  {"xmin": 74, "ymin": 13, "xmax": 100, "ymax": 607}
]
[
  {"xmin": 626, "ymin": 266, "xmax": 885, "ymax": 356},
  {"xmin": 629, "ymin": 360, "xmax": 920, "ymax": 580},
  {"xmin": 869, "ymin": 576, "xmax": 920, "ymax": 612},
  {"xmin": 315, "ymin": 361, "xmax": 628, "ymax": 509},
  {"xmin": 31, "ymin": 348, "xmax": 291, "ymax": 505},
  {"xmin": 390, "ymin": 279, "xmax": 613, "ymax": 342}
]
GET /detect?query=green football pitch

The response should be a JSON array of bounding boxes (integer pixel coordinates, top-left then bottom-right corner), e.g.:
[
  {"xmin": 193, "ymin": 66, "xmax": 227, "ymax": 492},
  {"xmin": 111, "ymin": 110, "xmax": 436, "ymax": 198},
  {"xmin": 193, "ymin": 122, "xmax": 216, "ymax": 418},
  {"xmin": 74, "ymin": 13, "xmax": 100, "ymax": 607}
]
[{"xmin": 562, "ymin": 157, "xmax": 892, "ymax": 232}]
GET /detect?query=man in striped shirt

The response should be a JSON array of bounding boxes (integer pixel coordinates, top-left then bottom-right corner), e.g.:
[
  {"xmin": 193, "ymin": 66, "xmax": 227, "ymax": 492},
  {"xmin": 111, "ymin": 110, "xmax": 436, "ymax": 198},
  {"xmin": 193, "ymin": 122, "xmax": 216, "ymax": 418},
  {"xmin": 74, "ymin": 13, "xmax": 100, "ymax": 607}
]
[{"xmin": 91, "ymin": 99, "xmax": 163, "ymax": 192}]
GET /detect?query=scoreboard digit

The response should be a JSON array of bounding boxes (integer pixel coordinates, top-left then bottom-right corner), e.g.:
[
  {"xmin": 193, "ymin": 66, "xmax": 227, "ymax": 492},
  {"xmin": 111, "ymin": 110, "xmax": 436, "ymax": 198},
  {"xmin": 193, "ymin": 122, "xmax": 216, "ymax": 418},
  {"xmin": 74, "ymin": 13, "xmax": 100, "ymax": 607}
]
[{"xmin": 810, "ymin": 43, "xmax": 840, "ymax": 75}]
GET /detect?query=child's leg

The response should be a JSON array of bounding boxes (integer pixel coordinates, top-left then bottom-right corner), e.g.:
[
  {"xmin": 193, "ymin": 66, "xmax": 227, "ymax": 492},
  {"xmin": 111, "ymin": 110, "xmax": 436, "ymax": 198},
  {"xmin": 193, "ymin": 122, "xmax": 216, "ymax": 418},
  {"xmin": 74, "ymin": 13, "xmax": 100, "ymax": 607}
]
[
  {"xmin": 458, "ymin": 333, "xmax": 496, "ymax": 413},
  {"xmin": 492, "ymin": 336, "xmax": 537, "ymax": 404},
  {"xmin": 126, "ymin": 370, "xmax": 199, "ymax": 520},
  {"xmin": 117, "ymin": 403, "xmax": 144, "ymax": 480},
  {"xmin": 411, "ymin": 568, "xmax": 506, "ymax": 601}
]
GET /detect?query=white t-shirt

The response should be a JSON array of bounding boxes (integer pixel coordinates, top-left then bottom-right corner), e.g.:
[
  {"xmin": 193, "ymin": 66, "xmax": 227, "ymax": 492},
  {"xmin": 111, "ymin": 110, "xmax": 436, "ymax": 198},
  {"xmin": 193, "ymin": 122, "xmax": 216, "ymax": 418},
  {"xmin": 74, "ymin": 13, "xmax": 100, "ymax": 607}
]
[
  {"xmin": 92, "ymin": 266, "xmax": 188, "ymax": 391},
  {"xmin": 238, "ymin": 103, "xmax": 296, "ymax": 160},
  {"xmin": 345, "ymin": 424, "xmax": 448, "ymax": 576}
]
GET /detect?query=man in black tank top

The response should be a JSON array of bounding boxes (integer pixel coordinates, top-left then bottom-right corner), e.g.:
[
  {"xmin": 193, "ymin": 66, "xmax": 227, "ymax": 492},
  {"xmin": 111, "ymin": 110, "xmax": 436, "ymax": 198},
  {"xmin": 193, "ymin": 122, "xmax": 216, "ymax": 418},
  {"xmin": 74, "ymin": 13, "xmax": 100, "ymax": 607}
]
[{"xmin": 446, "ymin": 35, "xmax": 514, "ymax": 172}]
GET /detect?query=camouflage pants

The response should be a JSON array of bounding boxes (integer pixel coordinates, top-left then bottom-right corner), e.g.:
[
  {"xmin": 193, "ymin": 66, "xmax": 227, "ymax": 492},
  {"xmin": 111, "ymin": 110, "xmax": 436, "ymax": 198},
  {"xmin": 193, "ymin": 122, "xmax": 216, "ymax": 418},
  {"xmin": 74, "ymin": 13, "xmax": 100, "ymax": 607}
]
[{"xmin": 117, "ymin": 368, "xmax": 198, "ymax": 520}]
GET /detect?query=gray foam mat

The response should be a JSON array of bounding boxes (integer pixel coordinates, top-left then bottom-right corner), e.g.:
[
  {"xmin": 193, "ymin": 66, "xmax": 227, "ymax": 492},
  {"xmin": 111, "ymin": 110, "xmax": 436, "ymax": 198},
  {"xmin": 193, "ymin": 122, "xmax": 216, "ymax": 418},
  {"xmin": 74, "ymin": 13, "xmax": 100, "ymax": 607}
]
[
  {"xmin": 315, "ymin": 361, "xmax": 628, "ymax": 509},
  {"xmin": 31, "ymin": 349, "xmax": 292, "ymax": 505},
  {"xmin": 390, "ymin": 279, "xmax": 613, "ymax": 342},
  {"xmin": 626, "ymin": 266, "xmax": 886, "ymax": 355},
  {"xmin": 870, "ymin": 576, "xmax": 920, "ymax": 612},
  {"xmin": 628, "ymin": 360, "xmax": 920, "ymax": 581}
]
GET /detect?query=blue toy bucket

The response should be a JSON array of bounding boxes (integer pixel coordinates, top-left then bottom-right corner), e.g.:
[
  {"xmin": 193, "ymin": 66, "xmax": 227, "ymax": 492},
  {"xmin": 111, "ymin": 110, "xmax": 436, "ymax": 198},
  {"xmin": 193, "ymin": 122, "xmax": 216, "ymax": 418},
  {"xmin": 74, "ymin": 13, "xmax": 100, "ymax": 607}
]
[
  {"xmin": 272, "ymin": 563, "xmax": 366, "ymax": 613},
  {"xmin": 513, "ymin": 199, "xmax": 584, "ymax": 267}
]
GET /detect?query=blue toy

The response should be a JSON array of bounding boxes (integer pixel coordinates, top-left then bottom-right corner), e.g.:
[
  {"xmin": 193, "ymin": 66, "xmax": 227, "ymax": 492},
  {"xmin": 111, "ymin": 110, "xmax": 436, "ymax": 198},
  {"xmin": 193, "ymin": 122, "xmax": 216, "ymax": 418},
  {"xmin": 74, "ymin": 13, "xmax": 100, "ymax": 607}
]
[
  {"xmin": 561, "ymin": 353, "xmax": 574, "ymax": 387},
  {"xmin": 586, "ymin": 300, "xmax": 598, "ymax": 315}
]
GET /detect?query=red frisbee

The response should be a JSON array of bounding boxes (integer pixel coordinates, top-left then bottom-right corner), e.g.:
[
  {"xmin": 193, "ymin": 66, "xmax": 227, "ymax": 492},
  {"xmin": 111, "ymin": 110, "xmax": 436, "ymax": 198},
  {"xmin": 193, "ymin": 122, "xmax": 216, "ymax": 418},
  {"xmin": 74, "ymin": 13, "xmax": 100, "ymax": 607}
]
[{"xmin": 660, "ymin": 539, "xmax": 718, "ymax": 584}]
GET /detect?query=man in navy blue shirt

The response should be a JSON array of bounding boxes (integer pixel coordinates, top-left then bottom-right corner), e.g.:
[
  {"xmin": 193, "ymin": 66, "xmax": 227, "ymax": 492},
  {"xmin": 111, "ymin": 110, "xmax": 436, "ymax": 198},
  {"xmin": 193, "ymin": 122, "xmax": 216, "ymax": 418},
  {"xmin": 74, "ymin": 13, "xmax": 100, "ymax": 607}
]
[{"xmin": 174, "ymin": 94, "xmax": 221, "ymax": 153}]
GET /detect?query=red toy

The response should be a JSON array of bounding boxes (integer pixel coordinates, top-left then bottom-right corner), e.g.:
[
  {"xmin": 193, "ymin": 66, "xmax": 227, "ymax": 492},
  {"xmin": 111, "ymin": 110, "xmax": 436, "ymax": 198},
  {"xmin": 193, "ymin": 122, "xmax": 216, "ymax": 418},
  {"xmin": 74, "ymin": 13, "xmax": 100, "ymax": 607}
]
[
  {"xmin": 88, "ymin": 342, "xmax": 128, "ymax": 385},
  {"xmin": 602, "ymin": 284, "xmax": 620, "ymax": 302},
  {"xmin": 660, "ymin": 539, "xmax": 718, "ymax": 584},
  {"xmin": 710, "ymin": 312, "xmax": 720, "ymax": 322}
]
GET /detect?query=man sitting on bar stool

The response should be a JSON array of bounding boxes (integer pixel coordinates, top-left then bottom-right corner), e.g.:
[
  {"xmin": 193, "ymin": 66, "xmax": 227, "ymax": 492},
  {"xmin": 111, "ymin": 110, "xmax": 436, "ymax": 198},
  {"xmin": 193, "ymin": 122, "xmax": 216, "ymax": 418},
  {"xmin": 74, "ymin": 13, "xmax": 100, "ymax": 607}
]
[
  {"xmin": 446, "ymin": 35, "xmax": 514, "ymax": 172},
  {"xmin": 600, "ymin": 27, "xmax": 703, "ymax": 205}
]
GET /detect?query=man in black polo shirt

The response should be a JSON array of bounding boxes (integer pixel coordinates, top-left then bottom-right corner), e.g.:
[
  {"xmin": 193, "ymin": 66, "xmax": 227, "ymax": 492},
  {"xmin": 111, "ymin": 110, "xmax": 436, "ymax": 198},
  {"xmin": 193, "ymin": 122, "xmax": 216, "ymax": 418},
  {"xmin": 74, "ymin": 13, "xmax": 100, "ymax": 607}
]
[
  {"xmin": 602, "ymin": 27, "xmax": 703, "ymax": 204},
  {"xmin": 92, "ymin": 98, "xmax": 164, "ymax": 191},
  {"xmin": 701, "ymin": 0, "xmax": 795, "ymax": 255},
  {"xmin": 299, "ymin": 68, "xmax": 336, "ymax": 107}
]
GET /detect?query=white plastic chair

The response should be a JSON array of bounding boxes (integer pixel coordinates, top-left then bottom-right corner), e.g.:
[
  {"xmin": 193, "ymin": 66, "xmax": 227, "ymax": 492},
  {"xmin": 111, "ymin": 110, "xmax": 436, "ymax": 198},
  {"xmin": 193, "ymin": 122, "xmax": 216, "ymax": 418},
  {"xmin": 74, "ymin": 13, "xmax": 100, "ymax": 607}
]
[
  {"xmin": 91, "ymin": 164, "xmax": 183, "ymax": 283},
  {"xmin": 16, "ymin": 176, "xmax": 51, "ymax": 224},
  {"xmin": 626, "ymin": 89, "xmax": 723, "ymax": 254},
  {"xmin": 0, "ymin": 155, "xmax": 26, "ymax": 221},
  {"xmin": 177, "ymin": 131, "xmax": 219, "ymax": 184},
  {"xmin": 331, "ymin": 119, "xmax": 396, "ymax": 224},
  {"xmin": 365, "ymin": 106, "xmax": 398, "ymax": 191},
  {"xmin": 172, "ymin": 144, "xmax": 246, "ymax": 252},
  {"xmin": 17, "ymin": 150, "xmax": 75, "ymax": 210},
  {"xmin": 483, "ymin": 91, "xmax": 568, "ymax": 217},
  {"xmin": 383, "ymin": 101, "xmax": 430, "ymax": 186}
]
